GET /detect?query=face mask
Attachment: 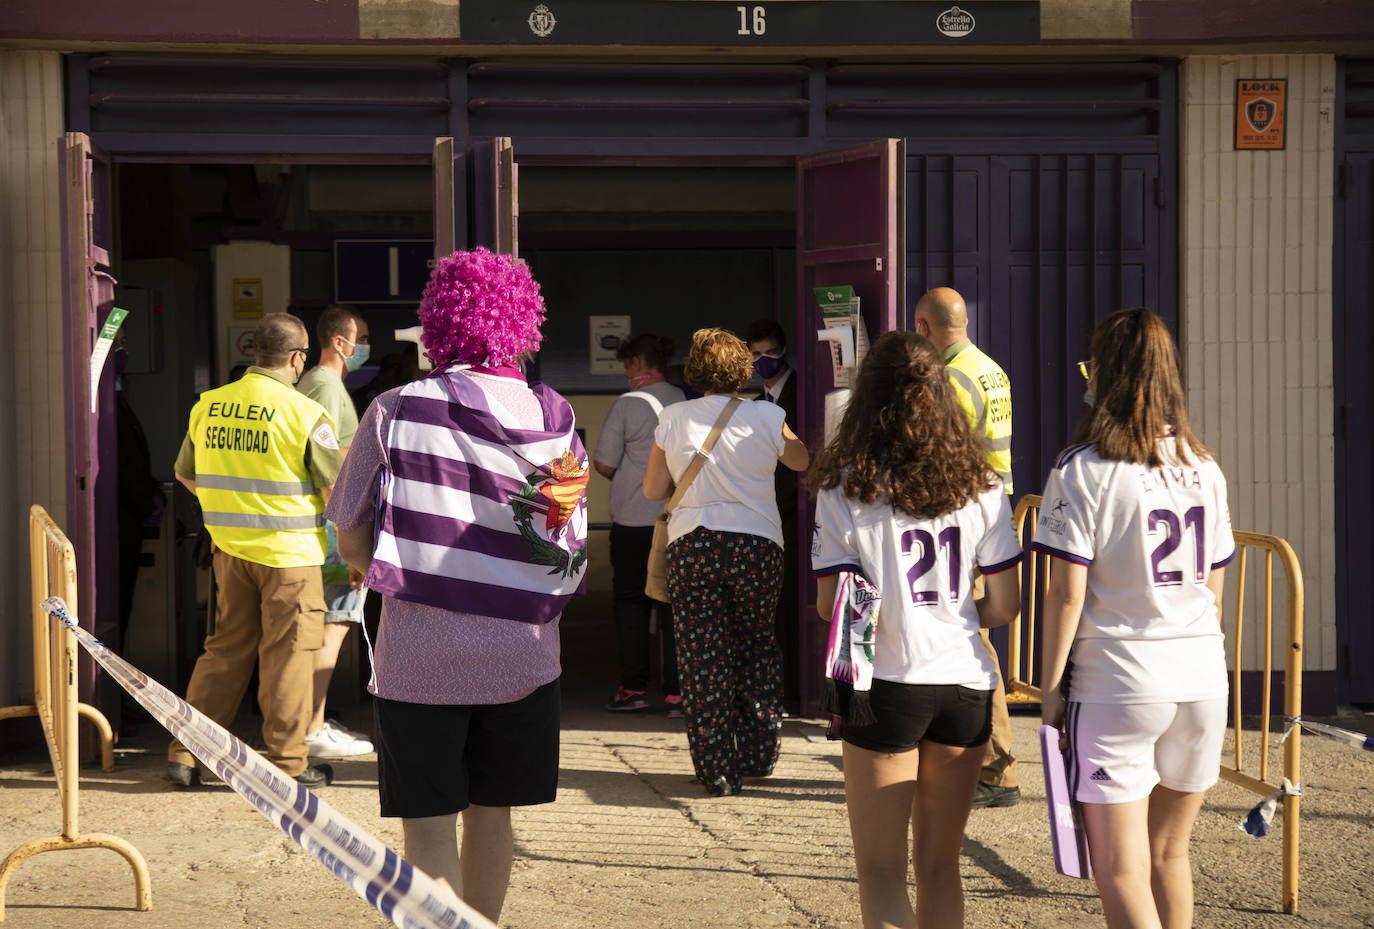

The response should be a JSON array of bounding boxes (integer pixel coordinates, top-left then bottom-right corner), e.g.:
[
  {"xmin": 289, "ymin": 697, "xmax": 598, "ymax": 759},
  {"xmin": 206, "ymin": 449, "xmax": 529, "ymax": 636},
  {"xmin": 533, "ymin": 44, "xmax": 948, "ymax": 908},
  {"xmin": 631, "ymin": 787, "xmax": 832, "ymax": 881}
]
[
  {"xmin": 342, "ymin": 338, "xmax": 371, "ymax": 372},
  {"xmin": 753, "ymin": 352, "xmax": 786, "ymax": 381},
  {"xmin": 1083, "ymin": 387, "xmax": 1094, "ymax": 406}
]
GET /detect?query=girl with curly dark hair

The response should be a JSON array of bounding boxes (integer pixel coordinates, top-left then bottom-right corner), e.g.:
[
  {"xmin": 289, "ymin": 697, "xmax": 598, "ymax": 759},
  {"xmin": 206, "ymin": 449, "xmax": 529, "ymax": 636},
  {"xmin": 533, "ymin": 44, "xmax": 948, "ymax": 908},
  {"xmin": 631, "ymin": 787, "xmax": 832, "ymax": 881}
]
[{"xmin": 811, "ymin": 331, "xmax": 1021, "ymax": 929}]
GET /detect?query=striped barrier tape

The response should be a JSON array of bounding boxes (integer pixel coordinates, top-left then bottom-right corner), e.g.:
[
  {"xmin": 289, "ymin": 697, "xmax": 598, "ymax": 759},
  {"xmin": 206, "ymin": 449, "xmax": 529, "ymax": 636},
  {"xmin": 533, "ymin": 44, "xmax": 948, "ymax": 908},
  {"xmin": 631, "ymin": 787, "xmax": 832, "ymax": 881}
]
[
  {"xmin": 1240, "ymin": 717, "xmax": 1371, "ymax": 838},
  {"xmin": 39, "ymin": 596, "xmax": 496, "ymax": 929},
  {"xmin": 1282, "ymin": 716, "xmax": 1374, "ymax": 753}
]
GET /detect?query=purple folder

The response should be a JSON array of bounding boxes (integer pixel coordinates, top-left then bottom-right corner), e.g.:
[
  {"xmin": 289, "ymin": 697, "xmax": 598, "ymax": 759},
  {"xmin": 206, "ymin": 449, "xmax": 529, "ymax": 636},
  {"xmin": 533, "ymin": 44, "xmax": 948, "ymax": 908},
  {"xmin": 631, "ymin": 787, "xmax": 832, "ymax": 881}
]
[{"xmin": 1040, "ymin": 724, "xmax": 1092, "ymax": 880}]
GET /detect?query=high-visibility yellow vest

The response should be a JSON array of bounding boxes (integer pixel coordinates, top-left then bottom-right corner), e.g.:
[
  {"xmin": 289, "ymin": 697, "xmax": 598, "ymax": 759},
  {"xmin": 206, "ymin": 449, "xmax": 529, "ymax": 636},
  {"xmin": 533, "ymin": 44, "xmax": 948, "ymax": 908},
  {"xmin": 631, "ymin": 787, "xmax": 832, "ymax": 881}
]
[
  {"xmin": 188, "ymin": 371, "xmax": 330, "ymax": 567},
  {"xmin": 944, "ymin": 340, "xmax": 1014, "ymax": 495}
]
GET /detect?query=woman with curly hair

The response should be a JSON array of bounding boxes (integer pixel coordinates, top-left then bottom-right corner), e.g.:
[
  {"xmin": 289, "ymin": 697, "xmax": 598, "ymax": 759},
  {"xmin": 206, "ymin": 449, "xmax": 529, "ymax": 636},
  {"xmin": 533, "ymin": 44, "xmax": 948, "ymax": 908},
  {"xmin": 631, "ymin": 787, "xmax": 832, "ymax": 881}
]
[
  {"xmin": 644, "ymin": 327, "xmax": 809, "ymax": 796},
  {"xmin": 1034, "ymin": 308, "xmax": 1234, "ymax": 929},
  {"xmin": 326, "ymin": 248, "xmax": 588, "ymax": 923},
  {"xmin": 811, "ymin": 331, "xmax": 1021, "ymax": 929}
]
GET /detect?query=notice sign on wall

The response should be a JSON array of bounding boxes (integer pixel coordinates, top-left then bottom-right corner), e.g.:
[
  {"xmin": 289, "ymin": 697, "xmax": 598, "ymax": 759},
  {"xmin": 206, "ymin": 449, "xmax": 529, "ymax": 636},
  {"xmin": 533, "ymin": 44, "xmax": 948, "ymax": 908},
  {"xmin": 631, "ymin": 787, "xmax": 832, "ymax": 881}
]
[
  {"xmin": 589, "ymin": 315, "xmax": 631, "ymax": 375},
  {"xmin": 229, "ymin": 326, "xmax": 257, "ymax": 368},
  {"xmin": 1235, "ymin": 79, "xmax": 1287, "ymax": 150},
  {"xmin": 232, "ymin": 277, "xmax": 265, "ymax": 318}
]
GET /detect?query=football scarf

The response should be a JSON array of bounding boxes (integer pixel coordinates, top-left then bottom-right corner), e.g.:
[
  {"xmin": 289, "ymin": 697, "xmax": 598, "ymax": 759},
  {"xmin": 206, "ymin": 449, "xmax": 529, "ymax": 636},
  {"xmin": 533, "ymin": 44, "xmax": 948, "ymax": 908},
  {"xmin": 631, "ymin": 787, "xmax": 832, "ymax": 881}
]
[{"xmin": 821, "ymin": 570, "xmax": 881, "ymax": 726}]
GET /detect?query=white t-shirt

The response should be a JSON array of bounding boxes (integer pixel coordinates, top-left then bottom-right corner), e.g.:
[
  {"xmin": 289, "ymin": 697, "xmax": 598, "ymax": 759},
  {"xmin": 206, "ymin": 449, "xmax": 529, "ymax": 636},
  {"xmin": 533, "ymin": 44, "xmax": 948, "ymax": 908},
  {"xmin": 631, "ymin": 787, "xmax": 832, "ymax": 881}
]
[
  {"xmin": 1032, "ymin": 439, "xmax": 1236, "ymax": 704},
  {"xmin": 811, "ymin": 483, "xmax": 1022, "ymax": 689},
  {"xmin": 654, "ymin": 395, "xmax": 787, "ymax": 547}
]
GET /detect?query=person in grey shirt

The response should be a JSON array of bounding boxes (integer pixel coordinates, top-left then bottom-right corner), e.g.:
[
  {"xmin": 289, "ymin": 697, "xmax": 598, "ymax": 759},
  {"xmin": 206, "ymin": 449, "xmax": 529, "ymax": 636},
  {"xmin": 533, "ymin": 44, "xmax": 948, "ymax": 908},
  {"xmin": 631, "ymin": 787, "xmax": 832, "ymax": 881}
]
[{"xmin": 594, "ymin": 334, "xmax": 686, "ymax": 714}]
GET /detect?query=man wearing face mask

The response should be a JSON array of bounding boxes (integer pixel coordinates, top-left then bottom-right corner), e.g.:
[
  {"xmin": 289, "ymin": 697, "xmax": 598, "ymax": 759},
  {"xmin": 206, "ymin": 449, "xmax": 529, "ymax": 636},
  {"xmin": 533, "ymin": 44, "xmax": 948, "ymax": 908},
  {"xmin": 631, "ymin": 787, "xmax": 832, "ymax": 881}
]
[
  {"xmin": 745, "ymin": 319, "xmax": 803, "ymax": 714},
  {"xmin": 296, "ymin": 305, "xmax": 375, "ymax": 757},
  {"xmin": 168, "ymin": 312, "xmax": 342, "ymax": 788}
]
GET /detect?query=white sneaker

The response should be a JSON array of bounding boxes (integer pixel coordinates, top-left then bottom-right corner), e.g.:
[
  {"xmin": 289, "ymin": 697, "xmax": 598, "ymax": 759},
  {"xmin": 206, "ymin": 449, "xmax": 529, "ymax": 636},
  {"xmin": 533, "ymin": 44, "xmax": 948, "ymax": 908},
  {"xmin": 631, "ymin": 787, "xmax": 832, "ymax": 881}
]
[{"xmin": 306, "ymin": 719, "xmax": 374, "ymax": 757}]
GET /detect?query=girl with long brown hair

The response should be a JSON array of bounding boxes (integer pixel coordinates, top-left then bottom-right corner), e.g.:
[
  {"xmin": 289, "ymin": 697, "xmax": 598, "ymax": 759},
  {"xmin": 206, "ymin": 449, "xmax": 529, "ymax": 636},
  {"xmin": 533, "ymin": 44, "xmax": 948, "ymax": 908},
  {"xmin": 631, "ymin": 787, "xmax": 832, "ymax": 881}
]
[
  {"xmin": 1035, "ymin": 308, "xmax": 1235, "ymax": 929},
  {"xmin": 811, "ymin": 331, "xmax": 1021, "ymax": 929}
]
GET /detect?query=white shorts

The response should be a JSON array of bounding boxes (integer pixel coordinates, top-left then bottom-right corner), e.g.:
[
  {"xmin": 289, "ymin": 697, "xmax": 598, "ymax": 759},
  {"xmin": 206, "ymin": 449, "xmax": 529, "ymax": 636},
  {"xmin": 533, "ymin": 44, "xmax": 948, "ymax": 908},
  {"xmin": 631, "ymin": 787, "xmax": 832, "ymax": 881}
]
[{"xmin": 1065, "ymin": 698, "xmax": 1227, "ymax": 804}]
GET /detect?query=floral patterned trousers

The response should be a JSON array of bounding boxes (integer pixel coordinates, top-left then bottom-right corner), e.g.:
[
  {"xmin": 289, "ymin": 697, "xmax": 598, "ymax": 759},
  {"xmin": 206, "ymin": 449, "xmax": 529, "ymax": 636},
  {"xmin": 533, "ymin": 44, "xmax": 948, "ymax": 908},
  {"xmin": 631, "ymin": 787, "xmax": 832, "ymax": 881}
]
[{"xmin": 667, "ymin": 528, "xmax": 784, "ymax": 795}]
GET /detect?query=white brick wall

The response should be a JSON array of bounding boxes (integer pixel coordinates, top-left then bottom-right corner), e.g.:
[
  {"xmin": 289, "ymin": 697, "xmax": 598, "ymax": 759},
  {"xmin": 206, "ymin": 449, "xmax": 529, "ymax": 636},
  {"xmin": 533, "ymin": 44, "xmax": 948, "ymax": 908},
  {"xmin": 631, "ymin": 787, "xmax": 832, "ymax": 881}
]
[
  {"xmin": 0, "ymin": 50, "xmax": 66, "ymax": 704},
  {"xmin": 1180, "ymin": 55, "xmax": 1337, "ymax": 674}
]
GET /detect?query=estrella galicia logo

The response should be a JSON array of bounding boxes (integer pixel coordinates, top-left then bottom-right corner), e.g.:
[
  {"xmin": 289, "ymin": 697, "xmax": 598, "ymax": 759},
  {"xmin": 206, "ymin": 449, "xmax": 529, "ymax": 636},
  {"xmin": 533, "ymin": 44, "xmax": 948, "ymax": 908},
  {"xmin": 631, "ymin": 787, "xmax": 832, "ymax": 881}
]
[
  {"xmin": 1246, "ymin": 97, "xmax": 1277, "ymax": 133},
  {"xmin": 936, "ymin": 5, "xmax": 976, "ymax": 38},
  {"xmin": 528, "ymin": 4, "xmax": 557, "ymax": 38}
]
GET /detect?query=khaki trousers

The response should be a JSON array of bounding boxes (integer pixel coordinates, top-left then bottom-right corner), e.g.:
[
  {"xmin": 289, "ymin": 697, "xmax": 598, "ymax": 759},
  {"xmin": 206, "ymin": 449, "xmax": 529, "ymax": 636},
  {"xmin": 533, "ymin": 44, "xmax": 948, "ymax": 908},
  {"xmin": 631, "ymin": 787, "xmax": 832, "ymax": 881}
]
[
  {"xmin": 169, "ymin": 549, "xmax": 325, "ymax": 777},
  {"xmin": 979, "ymin": 627, "xmax": 1018, "ymax": 788}
]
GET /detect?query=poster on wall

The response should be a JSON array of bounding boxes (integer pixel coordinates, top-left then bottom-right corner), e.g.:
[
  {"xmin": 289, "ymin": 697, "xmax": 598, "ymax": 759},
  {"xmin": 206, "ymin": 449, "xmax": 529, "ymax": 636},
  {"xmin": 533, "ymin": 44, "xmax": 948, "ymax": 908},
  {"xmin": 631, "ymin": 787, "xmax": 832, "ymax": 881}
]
[
  {"xmin": 228, "ymin": 326, "xmax": 257, "ymax": 369},
  {"xmin": 232, "ymin": 277, "xmax": 264, "ymax": 318},
  {"xmin": 1235, "ymin": 79, "xmax": 1286, "ymax": 150},
  {"xmin": 589, "ymin": 315, "xmax": 631, "ymax": 375}
]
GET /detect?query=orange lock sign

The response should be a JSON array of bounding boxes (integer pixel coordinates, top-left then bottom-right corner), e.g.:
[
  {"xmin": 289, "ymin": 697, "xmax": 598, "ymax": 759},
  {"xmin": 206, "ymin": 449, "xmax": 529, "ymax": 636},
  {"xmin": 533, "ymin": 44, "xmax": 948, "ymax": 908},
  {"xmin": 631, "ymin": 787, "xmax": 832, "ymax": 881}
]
[{"xmin": 1236, "ymin": 78, "xmax": 1287, "ymax": 150}]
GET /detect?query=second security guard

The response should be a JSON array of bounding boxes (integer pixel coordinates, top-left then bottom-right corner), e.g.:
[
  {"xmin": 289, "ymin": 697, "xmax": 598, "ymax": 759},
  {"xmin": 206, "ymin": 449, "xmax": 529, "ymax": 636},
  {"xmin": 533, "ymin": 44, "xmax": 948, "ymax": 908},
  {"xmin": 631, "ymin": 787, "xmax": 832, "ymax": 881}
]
[{"xmin": 168, "ymin": 312, "xmax": 343, "ymax": 788}]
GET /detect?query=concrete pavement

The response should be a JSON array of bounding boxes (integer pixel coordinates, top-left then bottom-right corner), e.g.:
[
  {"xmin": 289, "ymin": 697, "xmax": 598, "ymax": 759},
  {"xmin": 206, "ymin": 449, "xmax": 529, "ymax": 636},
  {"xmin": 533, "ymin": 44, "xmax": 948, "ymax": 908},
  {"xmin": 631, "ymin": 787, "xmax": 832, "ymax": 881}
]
[{"xmin": 1, "ymin": 685, "xmax": 1370, "ymax": 928}]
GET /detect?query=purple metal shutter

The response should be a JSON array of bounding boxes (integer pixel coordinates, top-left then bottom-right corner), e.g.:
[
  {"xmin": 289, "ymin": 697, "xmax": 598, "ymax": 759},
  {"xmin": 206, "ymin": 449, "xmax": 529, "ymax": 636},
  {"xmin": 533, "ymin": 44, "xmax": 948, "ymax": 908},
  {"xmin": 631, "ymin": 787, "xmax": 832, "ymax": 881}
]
[
  {"xmin": 906, "ymin": 151, "xmax": 1168, "ymax": 513},
  {"xmin": 1335, "ymin": 58, "xmax": 1374, "ymax": 703}
]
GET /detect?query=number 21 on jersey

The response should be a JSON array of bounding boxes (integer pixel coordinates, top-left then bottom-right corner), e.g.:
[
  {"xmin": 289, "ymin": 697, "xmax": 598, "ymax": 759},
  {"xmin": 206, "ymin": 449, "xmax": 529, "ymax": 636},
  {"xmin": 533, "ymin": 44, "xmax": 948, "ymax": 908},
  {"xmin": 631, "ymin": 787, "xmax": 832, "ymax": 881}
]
[
  {"xmin": 901, "ymin": 527, "xmax": 961, "ymax": 606},
  {"xmin": 1147, "ymin": 505, "xmax": 1206, "ymax": 587}
]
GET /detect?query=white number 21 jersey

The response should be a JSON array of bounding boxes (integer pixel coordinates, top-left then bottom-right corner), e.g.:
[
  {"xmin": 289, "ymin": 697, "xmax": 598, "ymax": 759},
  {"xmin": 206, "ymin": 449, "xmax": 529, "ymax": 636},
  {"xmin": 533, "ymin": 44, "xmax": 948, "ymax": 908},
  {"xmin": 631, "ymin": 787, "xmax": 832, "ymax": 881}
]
[{"xmin": 1032, "ymin": 438, "xmax": 1235, "ymax": 704}]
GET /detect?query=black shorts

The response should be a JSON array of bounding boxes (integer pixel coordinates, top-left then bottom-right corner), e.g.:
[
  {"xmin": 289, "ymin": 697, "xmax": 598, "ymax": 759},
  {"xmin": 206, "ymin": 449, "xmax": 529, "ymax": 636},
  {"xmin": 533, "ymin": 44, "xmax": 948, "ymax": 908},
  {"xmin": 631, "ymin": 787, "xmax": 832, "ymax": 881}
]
[
  {"xmin": 840, "ymin": 680, "xmax": 993, "ymax": 753},
  {"xmin": 374, "ymin": 678, "xmax": 561, "ymax": 818}
]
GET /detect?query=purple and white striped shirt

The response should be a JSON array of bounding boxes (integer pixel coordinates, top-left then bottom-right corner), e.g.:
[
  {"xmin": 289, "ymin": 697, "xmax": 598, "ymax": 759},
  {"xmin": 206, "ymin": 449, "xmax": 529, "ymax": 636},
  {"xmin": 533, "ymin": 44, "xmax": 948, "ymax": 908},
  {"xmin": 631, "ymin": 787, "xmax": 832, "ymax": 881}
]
[
  {"xmin": 368, "ymin": 366, "xmax": 588, "ymax": 624},
  {"xmin": 325, "ymin": 369, "xmax": 578, "ymax": 705}
]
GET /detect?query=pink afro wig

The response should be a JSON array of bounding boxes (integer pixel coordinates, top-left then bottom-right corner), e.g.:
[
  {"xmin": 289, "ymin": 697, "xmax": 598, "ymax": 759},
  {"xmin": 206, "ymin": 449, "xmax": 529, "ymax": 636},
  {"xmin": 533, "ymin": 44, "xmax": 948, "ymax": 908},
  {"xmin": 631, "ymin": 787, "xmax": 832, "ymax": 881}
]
[{"xmin": 417, "ymin": 248, "xmax": 546, "ymax": 367}]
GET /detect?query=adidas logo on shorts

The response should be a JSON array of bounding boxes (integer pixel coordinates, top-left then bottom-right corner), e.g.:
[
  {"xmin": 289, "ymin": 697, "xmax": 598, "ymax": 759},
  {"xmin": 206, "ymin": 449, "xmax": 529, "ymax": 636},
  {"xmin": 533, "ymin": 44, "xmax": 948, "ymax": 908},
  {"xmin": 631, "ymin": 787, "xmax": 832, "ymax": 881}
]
[{"xmin": 1089, "ymin": 767, "xmax": 1111, "ymax": 782}]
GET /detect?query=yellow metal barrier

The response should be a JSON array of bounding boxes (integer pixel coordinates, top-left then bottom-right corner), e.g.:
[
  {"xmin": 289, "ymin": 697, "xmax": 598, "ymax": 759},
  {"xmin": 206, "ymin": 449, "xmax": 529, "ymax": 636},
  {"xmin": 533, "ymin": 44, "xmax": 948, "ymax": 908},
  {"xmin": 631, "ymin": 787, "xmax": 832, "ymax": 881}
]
[
  {"xmin": 1007, "ymin": 494, "xmax": 1044, "ymax": 703},
  {"xmin": 1007, "ymin": 494, "xmax": 1305, "ymax": 914},
  {"xmin": 0, "ymin": 505, "xmax": 151, "ymax": 920},
  {"xmin": 1220, "ymin": 530, "xmax": 1303, "ymax": 915}
]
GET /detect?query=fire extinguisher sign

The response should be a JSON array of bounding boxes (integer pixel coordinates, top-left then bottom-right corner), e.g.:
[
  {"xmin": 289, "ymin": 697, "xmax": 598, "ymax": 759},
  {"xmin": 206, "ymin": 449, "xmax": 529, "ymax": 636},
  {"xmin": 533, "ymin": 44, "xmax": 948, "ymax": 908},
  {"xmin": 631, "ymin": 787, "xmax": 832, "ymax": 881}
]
[{"xmin": 1235, "ymin": 78, "xmax": 1287, "ymax": 151}]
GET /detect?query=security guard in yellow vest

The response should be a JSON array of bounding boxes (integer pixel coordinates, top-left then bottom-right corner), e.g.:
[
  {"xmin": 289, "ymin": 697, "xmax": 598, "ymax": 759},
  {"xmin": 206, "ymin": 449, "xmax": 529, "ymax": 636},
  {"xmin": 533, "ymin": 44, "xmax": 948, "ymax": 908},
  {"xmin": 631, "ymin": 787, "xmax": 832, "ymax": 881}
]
[
  {"xmin": 168, "ymin": 313, "xmax": 344, "ymax": 788},
  {"xmin": 913, "ymin": 286, "xmax": 1021, "ymax": 809}
]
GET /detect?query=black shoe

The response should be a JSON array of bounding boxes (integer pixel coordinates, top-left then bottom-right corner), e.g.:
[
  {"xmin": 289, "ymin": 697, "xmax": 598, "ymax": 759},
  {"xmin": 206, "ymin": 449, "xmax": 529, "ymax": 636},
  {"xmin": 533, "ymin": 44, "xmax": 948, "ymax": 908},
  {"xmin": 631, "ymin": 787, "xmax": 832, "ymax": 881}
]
[
  {"xmin": 971, "ymin": 782, "xmax": 1020, "ymax": 809},
  {"xmin": 294, "ymin": 764, "xmax": 334, "ymax": 789},
  {"xmin": 605, "ymin": 687, "xmax": 649, "ymax": 711},
  {"xmin": 166, "ymin": 762, "xmax": 200, "ymax": 787}
]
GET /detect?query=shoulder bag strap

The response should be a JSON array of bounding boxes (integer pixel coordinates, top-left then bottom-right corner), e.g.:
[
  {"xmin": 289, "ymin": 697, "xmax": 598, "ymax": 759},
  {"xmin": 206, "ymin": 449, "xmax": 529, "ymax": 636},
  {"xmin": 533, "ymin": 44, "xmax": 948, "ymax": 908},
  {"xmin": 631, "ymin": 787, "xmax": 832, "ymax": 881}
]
[
  {"xmin": 622, "ymin": 390, "xmax": 665, "ymax": 417},
  {"xmin": 662, "ymin": 396, "xmax": 743, "ymax": 516}
]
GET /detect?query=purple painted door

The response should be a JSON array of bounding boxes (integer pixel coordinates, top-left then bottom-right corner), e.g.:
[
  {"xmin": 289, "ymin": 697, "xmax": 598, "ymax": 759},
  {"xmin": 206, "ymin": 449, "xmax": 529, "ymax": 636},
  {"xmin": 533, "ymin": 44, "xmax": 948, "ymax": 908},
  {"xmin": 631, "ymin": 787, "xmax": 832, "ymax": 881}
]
[
  {"xmin": 1336, "ymin": 150, "xmax": 1374, "ymax": 702},
  {"xmin": 59, "ymin": 132, "xmax": 121, "ymax": 739},
  {"xmin": 795, "ymin": 139, "xmax": 904, "ymax": 714},
  {"xmin": 905, "ymin": 149, "xmax": 1170, "ymax": 689}
]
